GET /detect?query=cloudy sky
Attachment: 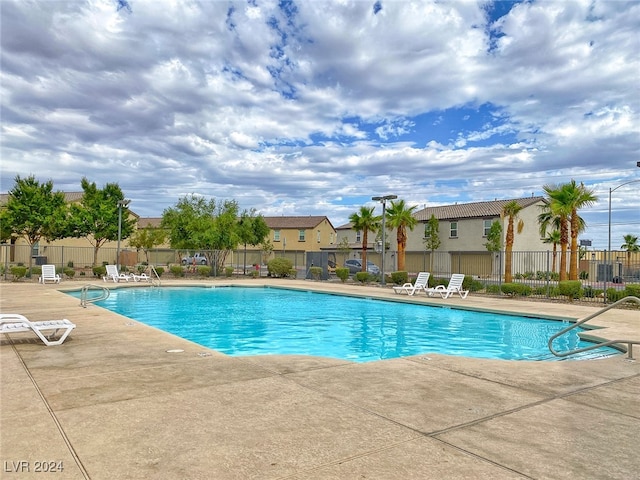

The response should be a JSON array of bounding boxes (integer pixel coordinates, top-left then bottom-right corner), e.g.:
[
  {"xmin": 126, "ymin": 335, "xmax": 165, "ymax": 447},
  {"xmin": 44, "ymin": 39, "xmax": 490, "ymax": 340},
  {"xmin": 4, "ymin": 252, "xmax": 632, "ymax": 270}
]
[{"xmin": 1, "ymin": 0, "xmax": 638, "ymax": 249}]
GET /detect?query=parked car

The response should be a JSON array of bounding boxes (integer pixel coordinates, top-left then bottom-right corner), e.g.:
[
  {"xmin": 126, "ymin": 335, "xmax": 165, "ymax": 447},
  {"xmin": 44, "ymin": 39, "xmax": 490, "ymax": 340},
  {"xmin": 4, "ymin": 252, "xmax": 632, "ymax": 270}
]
[
  {"xmin": 181, "ymin": 253, "xmax": 208, "ymax": 265},
  {"xmin": 344, "ymin": 259, "xmax": 380, "ymax": 275}
]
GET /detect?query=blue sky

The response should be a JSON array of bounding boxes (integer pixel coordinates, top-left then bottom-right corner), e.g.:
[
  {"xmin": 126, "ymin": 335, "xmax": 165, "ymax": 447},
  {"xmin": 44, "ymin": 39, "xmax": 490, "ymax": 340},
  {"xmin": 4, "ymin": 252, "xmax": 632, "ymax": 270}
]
[{"xmin": 1, "ymin": 0, "xmax": 638, "ymax": 249}]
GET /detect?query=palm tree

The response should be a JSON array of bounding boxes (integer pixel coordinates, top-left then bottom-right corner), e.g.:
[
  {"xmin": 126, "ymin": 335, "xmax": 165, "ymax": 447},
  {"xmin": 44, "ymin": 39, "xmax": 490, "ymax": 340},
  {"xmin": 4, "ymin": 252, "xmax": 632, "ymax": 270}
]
[
  {"xmin": 540, "ymin": 181, "xmax": 596, "ymax": 280},
  {"xmin": 385, "ymin": 199, "xmax": 418, "ymax": 272},
  {"xmin": 348, "ymin": 206, "xmax": 381, "ymax": 272},
  {"xmin": 503, "ymin": 200, "xmax": 524, "ymax": 283},
  {"xmin": 543, "ymin": 229, "xmax": 561, "ymax": 274},
  {"xmin": 621, "ymin": 234, "xmax": 639, "ymax": 272}
]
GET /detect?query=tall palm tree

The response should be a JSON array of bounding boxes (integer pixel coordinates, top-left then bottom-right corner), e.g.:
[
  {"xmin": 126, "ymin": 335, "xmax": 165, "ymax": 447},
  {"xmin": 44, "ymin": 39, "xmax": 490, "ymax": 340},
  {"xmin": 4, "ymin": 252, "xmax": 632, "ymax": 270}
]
[
  {"xmin": 385, "ymin": 199, "xmax": 418, "ymax": 272},
  {"xmin": 621, "ymin": 234, "xmax": 639, "ymax": 271},
  {"xmin": 543, "ymin": 229, "xmax": 561, "ymax": 274},
  {"xmin": 503, "ymin": 200, "xmax": 524, "ymax": 283},
  {"xmin": 541, "ymin": 181, "xmax": 596, "ymax": 280},
  {"xmin": 348, "ymin": 206, "xmax": 381, "ymax": 272}
]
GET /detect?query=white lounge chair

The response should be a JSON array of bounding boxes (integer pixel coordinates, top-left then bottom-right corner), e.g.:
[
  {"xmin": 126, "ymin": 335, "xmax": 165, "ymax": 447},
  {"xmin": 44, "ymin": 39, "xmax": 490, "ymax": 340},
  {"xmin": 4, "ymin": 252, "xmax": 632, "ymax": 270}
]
[
  {"xmin": 425, "ymin": 273, "xmax": 469, "ymax": 299},
  {"xmin": 131, "ymin": 272, "xmax": 151, "ymax": 282},
  {"xmin": 103, "ymin": 264, "xmax": 131, "ymax": 283},
  {"xmin": 0, "ymin": 313, "xmax": 76, "ymax": 346},
  {"xmin": 393, "ymin": 272, "xmax": 430, "ymax": 295},
  {"xmin": 39, "ymin": 264, "xmax": 61, "ymax": 284}
]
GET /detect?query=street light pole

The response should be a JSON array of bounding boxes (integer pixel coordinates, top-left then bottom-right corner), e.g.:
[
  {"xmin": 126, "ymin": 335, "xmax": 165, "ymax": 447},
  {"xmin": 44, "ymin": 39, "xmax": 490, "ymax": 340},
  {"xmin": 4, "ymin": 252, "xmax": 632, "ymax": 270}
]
[
  {"xmin": 117, "ymin": 199, "xmax": 131, "ymax": 271},
  {"xmin": 372, "ymin": 194, "xmax": 397, "ymax": 286},
  {"xmin": 606, "ymin": 171, "xmax": 640, "ymax": 302}
]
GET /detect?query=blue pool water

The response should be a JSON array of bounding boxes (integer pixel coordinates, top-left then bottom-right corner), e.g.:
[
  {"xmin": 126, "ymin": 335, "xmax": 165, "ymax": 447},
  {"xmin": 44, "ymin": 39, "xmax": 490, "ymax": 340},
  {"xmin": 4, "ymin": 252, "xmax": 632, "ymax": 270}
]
[{"xmin": 76, "ymin": 286, "xmax": 618, "ymax": 362}]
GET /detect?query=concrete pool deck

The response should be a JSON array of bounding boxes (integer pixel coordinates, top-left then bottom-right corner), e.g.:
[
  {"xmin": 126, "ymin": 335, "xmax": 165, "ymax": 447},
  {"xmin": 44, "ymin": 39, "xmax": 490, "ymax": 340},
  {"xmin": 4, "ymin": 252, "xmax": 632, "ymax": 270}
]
[{"xmin": 1, "ymin": 279, "xmax": 639, "ymax": 479}]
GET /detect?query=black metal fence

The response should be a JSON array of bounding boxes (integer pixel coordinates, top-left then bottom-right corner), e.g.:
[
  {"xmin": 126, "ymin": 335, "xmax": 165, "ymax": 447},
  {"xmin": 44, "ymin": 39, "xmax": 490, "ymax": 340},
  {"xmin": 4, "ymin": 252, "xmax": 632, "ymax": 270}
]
[{"xmin": 2, "ymin": 244, "xmax": 638, "ymax": 304}]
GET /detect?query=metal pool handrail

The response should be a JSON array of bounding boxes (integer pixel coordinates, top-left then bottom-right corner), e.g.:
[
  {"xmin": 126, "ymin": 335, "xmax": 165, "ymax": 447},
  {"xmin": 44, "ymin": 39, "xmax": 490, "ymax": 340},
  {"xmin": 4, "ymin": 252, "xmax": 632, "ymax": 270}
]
[
  {"xmin": 548, "ymin": 296, "xmax": 640, "ymax": 360},
  {"xmin": 150, "ymin": 265, "xmax": 161, "ymax": 287},
  {"xmin": 80, "ymin": 284, "xmax": 110, "ymax": 308}
]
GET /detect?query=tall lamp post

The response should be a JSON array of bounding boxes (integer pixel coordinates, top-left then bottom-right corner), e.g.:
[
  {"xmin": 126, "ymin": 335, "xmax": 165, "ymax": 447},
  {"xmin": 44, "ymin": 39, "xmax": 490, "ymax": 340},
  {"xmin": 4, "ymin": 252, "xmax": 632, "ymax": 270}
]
[
  {"xmin": 606, "ymin": 163, "xmax": 640, "ymax": 302},
  {"xmin": 117, "ymin": 199, "xmax": 131, "ymax": 271},
  {"xmin": 372, "ymin": 194, "xmax": 397, "ymax": 286}
]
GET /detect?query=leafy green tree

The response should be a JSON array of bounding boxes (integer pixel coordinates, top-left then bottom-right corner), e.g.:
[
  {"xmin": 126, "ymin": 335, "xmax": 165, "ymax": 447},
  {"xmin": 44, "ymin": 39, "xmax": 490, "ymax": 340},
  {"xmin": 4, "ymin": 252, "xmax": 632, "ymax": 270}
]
[
  {"xmin": 348, "ymin": 206, "xmax": 380, "ymax": 272},
  {"xmin": 423, "ymin": 214, "xmax": 441, "ymax": 273},
  {"xmin": 67, "ymin": 178, "xmax": 134, "ymax": 266},
  {"xmin": 385, "ymin": 199, "xmax": 417, "ymax": 271},
  {"xmin": 621, "ymin": 234, "xmax": 639, "ymax": 271},
  {"xmin": 337, "ymin": 236, "xmax": 351, "ymax": 265},
  {"xmin": 3, "ymin": 175, "xmax": 68, "ymax": 272},
  {"xmin": 484, "ymin": 220, "xmax": 502, "ymax": 253},
  {"xmin": 128, "ymin": 225, "xmax": 166, "ymax": 264},
  {"xmin": 161, "ymin": 195, "xmax": 240, "ymax": 273},
  {"xmin": 237, "ymin": 209, "xmax": 270, "ymax": 274},
  {"xmin": 503, "ymin": 200, "xmax": 524, "ymax": 283}
]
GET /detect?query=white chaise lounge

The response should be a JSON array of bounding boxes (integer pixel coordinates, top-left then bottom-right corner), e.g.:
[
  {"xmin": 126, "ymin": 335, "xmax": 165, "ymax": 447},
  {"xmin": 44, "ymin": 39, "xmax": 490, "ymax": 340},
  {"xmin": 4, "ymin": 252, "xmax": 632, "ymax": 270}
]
[
  {"xmin": 393, "ymin": 272, "xmax": 430, "ymax": 295},
  {"xmin": 425, "ymin": 273, "xmax": 469, "ymax": 299},
  {"xmin": 0, "ymin": 313, "xmax": 76, "ymax": 346},
  {"xmin": 39, "ymin": 264, "xmax": 61, "ymax": 284},
  {"xmin": 103, "ymin": 264, "xmax": 131, "ymax": 283}
]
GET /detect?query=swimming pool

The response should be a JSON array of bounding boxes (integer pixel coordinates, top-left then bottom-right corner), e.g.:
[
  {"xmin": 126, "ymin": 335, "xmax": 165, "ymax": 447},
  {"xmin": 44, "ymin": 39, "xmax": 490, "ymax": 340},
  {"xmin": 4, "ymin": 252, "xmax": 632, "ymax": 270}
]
[{"xmin": 79, "ymin": 286, "xmax": 618, "ymax": 362}]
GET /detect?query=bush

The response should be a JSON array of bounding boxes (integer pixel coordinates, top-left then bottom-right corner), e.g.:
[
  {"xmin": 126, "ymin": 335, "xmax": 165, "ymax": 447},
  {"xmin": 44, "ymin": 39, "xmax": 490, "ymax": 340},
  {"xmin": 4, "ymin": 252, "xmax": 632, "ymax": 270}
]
[
  {"xmin": 355, "ymin": 272, "xmax": 370, "ymax": 283},
  {"xmin": 93, "ymin": 265, "xmax": 106, "ymax": 278},
  {"xmin": 624, "ymin": 284, "xmax": 640, "ymax": 298},
  {"xmin": 267, "ymin": 257, "xmax": 294, "ymax": 277},
  {"xmin": 579, "ymin": 270, "xmax": 589, "ymax": 280},
  {"xmin": 10, "ymin": 266, "xmax": 27, "ymax": 281},
  {"xmin": 335, "ymin": 267, "xmax": 349, "ymax": 283},
  {"xmin": 154, "ymin": 266, "xmax": 164, "ymax": 277},
  {"xmin": 197, "ymin": 265, "xmax": 212, "ymax": 278},
  {"xmin": 309, "ymin": 266, "xmax": 322, "ymax": 280},
  {"xmin": 558, "ymin": 280, "xmax": 582, "ymax": 301},
  {"xmin": 606, "ymin": 288, "xmax": 622, "ymax": 302},
  {"xmin": 469, "ymin": 279, "xmax": 484, "ymax": 292},
  {"xmin": 486, "ymin": 284, "xmax": 501, "ymax": 295},
  {"xmin": 170, "ymin": 265, "xmax": 184, "ymax": 278},
  {"xmin": 390, "ymin": 271, "xmax": 409, "ymax": 285},
  {"xmin": 67, "ymin": 260, "xmax": 74, "ymax": 268},
  {"xmin": 501, "ymin": 283, "xmax": 532, "ymax": 296},
  {"xmin": 224, "ymin": 266, "xmax": 234, "ymax": 277},
  {"xmin": 63, "ymin": 268, "xmax": 76, "ymax": 279}
]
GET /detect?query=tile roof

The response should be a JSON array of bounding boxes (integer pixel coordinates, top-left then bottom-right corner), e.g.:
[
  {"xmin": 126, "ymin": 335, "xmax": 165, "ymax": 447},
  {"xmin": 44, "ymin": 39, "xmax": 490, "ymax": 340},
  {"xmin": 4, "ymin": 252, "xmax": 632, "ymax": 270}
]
[
  {"xmin": 336, "ymin": 196, "xmax": 546, "ymax": 228},
  {"xmin": 263, "ymin": 216, "xmax": 334, "ymax": 230},
  {"xmin": 414, "ymin": 196, "xmax": 545, "ymax": 222}
]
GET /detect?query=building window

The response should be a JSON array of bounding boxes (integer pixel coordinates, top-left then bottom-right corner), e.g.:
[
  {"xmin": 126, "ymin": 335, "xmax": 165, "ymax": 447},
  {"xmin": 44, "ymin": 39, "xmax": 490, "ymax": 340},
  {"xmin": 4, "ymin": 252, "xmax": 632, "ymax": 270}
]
[
  {"xmin": 483, "ymin": 219, "xmax": 492, "ymax": 237},
  {"xmin": 31, "ymin": 242, "xmax": 40, "ymax": 257},
  {"xmin": 298, "ymin": 229, "xmax": 306, "ymax": 241},
  {"xmin": 356, "ymin": 231, "xmax": 361, "ymax": 242},
  {"xmin": 450, "ymin": 222, "xmax": 458, "ymax": 238},
  {"xmin": 330, "ymin": 232, "xmax": 334, "ymax": 244},
  {"xmin": 274, "ymin": 230, "xmax": 280, "ymax": 242},
  {"xmin": 317, "ymin": 230, "xmax": 321, "ymax": 243}
]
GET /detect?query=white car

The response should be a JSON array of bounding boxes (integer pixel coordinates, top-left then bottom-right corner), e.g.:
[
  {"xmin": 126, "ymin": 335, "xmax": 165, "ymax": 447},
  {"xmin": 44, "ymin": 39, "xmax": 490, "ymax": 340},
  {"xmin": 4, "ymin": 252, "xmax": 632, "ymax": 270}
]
[
  {"xmin": 181, "ymin": 253, "xmax": 208, "ymax": 265},
  {"xmin": 344, "ymin": 259, "xmax": 380, "ymax": 275}
]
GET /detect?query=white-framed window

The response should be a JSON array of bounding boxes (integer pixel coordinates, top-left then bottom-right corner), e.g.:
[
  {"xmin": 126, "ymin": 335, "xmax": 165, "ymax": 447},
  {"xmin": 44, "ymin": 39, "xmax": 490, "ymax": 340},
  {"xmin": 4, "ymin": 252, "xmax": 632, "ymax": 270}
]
[
  {"xmin": 329, "ymin": 232, "xmax": 334, "ymax": 244},
  {"xmin": 450, "ymin": 222, "xmax": 458, "ymax": 238},
  {"xmin": 31, "ymin": 242, "xmax": 40, "ymax": 257},
  {"xmin": 274, "ymin": 230, "xmax": 281, "ymax": 242},
  {"xmin": 483, "ymin": 219, "xmax": 492, "ymax": 237},
  {"xmin": 298, "ymin": 229, "xmax": 306, "ymax": 241},
  {"xmin": 317, "ymin": 230, "xmax": 321, "ymax": 243},
  {"xmin": 356, "ymin": 231, "xmax": 361, "ymax": 242}
]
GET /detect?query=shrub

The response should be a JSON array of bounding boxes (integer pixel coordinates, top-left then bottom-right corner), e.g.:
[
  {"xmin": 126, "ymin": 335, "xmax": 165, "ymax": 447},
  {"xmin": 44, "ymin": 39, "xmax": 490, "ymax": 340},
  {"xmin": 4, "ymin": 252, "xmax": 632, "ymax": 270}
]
[
  {"xmin": 93, "ymin": 265, "xmax": 106, "ymax": 278},
  {"xmin": 390, "ymin": 271, "xmax": 408, "ymax": 285},
  {"xmin": 250, "ymin": 269, "xmax": 260, "ymax": 278},
  {"xmin": 486, "ymin": 284, "xmax": 501, "ymax": 295},
  {"xmin": 582, "ymin": 286, "xmax": 603, "ymax": 299},
  {"xmin": 335, "ymin": 267, "xmax": 349, "ymax": 283},
  {"xmin": 67, "ymin": 260, "xmax": 74, "ymax": 268},
  {"xmin": 31, "ymin": 266, "xmax": 42, "ymax": 277},
  {"xmin": 624, "ymin": 284, "xmax": 640, "ymax": 298},
  {"xmin": 289, "ymin": 268, "xmax": 298, "ymax": 278},
  {"xmin": 224, "ymin": 266, "xmax": 234, "ymax": 277},
  {"xmin": 355, "ymin": 272, "xmax": 370, "ymax": 283},
  {"xmin": 501, "ymin": 283, "xmax": 532, "ymax": 296},
  {"xmin": 606, "ymin": 288, "xmax": 622, "ymax": 302},
  {"xmin": 558, "ymin": 280, "xmax": 582, "ymax": 301},
  {"xmin": 154, "ymin": 266, "xmax": 164, "ymax": 277},
  {"xmin": 10, "ymin": 266, "xmax": 27, "ymax": 281},
  {"xmin": 579, "ymin": 270, "xmax": 589, "ymax": 280},
  {"xmin": 469, "ymin": 279, "xmax": 484, "ymax": 292},
  {"xmin": 267, "ymin": 257, "xmax": 294, "ymax": 277},
  {"xmin": 197, "ymin": 266, "xmax": 212, "ymax": 278},
  {"xmin": 309, "ymin": 266, "xmax": 322, "ymax": 280},
  {"xmin": 63, "ymin": 268, "xmax": 76, "ymax": 279},
  {"xmin": 170, "ymin": 265, "xmax": 184, "ymax": 278}
]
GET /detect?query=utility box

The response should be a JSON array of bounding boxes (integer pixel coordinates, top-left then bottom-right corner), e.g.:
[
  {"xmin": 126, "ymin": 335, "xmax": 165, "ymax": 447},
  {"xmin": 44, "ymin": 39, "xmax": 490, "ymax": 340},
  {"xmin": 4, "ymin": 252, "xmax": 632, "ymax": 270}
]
[
  {"xmin": 306, "ymin": 252, "xmax": 329, "ymax": 280},
  {"xmin": 597, "ymin": 263, "xmax": 612, "ymax": 282},
  {"xmin": 33, "ymin": 255, "xmax": 47, "ymax": 266}
]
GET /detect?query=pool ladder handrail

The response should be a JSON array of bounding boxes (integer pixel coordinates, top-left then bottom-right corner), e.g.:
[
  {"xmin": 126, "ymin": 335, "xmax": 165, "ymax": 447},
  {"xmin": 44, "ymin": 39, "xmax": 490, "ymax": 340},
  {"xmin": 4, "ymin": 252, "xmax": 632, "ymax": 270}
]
[
  {"xmin": 80, "ymin": 284, "xmax": 110, "ymax": 308},
  {"xmin": 149, "ymin": 265, "xmax": 161, "ymax": 287},
  {"xmin": 548, "ymin": 296, "xmax": 640, "ymax": 360}
]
